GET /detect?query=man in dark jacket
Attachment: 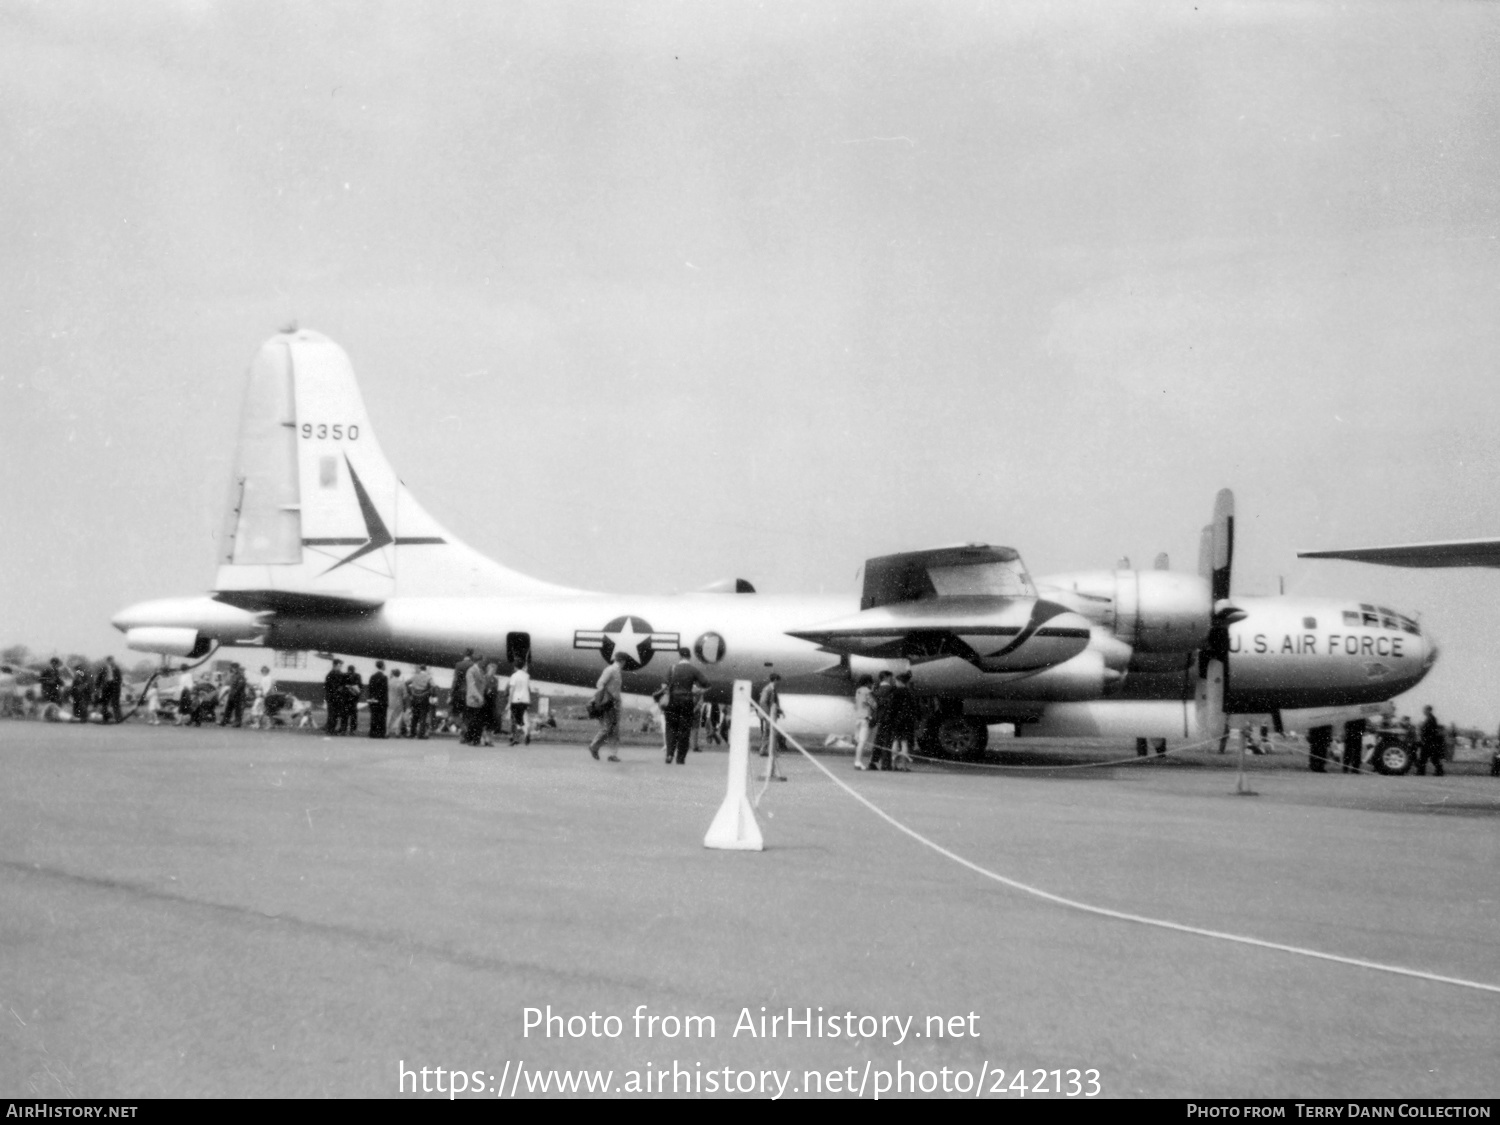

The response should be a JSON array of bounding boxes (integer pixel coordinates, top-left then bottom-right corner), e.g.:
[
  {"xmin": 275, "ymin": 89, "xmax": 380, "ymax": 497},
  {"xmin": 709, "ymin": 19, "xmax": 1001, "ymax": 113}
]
[
  {"xmin": 1416, "ymin": 705, "xmax": 1445, "ymax": 777},
  {"xmin": 71, "ymin": 662, "xmax": 93, "ymax": 723},
  {"xmin": 367, "ymin": 661, "xmax": 389, "ymax": 739},
  {"xmin": 39, "ymin": 658, "xmax": 63, "ymax": 707},
  {"xmin": 451, "ymin": 648, "xmax": 476, "ymax": 738},
  {"xmin": 343, "ymin": 664, "xmax": 364, "ymax": 735},
  {"xmin": 97, "ymin": 656, "xmax": 124, "ymax": 724},
  {"xmin": 219, "ymin": 664, "xmax": 247, "ymax": 728},
  {"xmin": 663, "ymin": 648, "xmax": 709, "ymax": 765},
  {"xmin": 324, "ymin": 659, "xmax": 345, "ymax": 734}
]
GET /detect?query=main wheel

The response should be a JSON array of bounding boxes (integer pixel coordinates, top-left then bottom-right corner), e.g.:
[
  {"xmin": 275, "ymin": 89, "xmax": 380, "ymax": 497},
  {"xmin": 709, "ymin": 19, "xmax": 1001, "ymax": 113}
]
[
  {"xmin": 1371, "ymin": 736, "xmax": 1413, "ymax": 776},
  {"xmin": 933, "ymin": 715, "xmax": 988, "ymax": 761}
]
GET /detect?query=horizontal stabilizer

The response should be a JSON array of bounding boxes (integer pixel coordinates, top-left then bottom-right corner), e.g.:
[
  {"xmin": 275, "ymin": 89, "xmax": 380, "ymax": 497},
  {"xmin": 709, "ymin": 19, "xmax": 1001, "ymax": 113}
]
[{"xmin": 213, "ymin": 590, "xmax": 383, "ymax": 618}]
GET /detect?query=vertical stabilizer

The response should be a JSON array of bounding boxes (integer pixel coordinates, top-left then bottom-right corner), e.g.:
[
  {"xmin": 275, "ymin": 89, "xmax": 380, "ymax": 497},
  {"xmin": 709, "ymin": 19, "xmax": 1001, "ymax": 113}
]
[{"xmin": 214, "ymin": 330, "xmax": 577, "ymax": 604}]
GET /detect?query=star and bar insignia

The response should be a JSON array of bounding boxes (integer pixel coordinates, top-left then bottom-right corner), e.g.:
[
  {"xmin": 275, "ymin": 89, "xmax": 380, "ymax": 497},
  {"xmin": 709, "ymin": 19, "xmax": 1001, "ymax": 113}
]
[{"xmin": 574, "ymin": 615, "xmax": 680, "ymax": 670}]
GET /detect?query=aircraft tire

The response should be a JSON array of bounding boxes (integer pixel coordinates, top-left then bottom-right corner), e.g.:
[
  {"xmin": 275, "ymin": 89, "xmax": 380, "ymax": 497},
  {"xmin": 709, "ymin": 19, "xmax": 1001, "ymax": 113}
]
[
  {"xmin": 1370, "ymin": 736, "xmax": 1414, "ymax": 776},
  {"xmin": 932, "ymin": 715, "xmax": 988, "ymax": 761}
]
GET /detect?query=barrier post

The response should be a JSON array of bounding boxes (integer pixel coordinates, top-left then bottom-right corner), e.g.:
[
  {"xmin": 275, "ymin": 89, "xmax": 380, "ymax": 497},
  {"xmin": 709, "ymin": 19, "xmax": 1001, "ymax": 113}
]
[
  {"xmin": 1235, "ymin": 725, "xmax": 1257, "ymax": 797},
  {"xmin": 703, "ymin": 680, "xmax": 763, "ymax": 851}
]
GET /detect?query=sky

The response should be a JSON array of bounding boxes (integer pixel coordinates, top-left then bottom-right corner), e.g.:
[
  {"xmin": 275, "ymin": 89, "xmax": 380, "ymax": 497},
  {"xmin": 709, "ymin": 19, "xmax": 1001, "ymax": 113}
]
[{"xmin": 3, "ymin": 1, "xmax": 1500, "ymax": 724}]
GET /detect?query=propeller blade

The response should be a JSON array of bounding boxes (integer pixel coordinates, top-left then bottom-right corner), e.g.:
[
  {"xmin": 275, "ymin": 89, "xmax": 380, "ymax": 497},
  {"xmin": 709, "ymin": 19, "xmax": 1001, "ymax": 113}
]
[{"xmin": 1211, "ymin": 488, "xmax": 1234, "ymax": 602}]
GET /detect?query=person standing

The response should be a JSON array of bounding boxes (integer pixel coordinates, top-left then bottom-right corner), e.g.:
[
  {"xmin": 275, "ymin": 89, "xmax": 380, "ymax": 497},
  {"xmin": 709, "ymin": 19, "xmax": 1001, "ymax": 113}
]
[
  {"xmin": 852, "ymin": 675, "xmax": 876, "ymax": 770},
  {"xmin": 176, "ymin": 670, "xmax": 195, "ymax": 726},
  {"xmin": 1416, "ymin": 705, "xmax": 1446, "ymax": 777},
  {"xmin": 343, "ymin": 664, "xmax": 365, "ymax": 735},
  {"xmin": 588, "ymin": 652, "xmax": 628, "ymax": 762},
  {"xmin": 71, "ymin": 662, "xmax": 93, "ymax": 723},
  {"xmin": 663, "ymin": 648, "xmax": 710, "ymax": 765},
  {"xmin": 480, "ymin": 661, "xmax": 500, "ymax": 747},
  {"xmin": 97, "ymin": 656, "xmax": 124, "ymax": 724},
  {"xmin": 508, "ymin": 661, "xmax": 532, "ymax": 745},
  {"xmin": 464, "ymin": 657, "xmax": 488, "ymax": 746},
  {"xmin": 758, "ymin": 673, "xmax": 787, "ymax": 781},
  {"xmin": 450, "ymin": 648, "xmax": 476, "ymax": 740},
  {"xmin": 387, "ymin": 668, "xmax": 406, "ymax": 737},
  {"xmin": 1341, "ymin": 718, "xmax": 1364, "ymax": 774},
  {"xmin": 324, "ymin": 659, "xmax": 345, "ymax": 734},
  {"xmin": 367, "ymin": 661, "xmax": 389, "ymax": 739},
  {"xmin": 220, "ymin": 664, "xmax": 247, "ymax": 728},
  {"xmin": 870, "ymin": 671, "xmax": 896, "ymax": 770},
  {"xmin": 254, "ymin": 666, "xmax": 277, "ymax": 730},
  {"xmin": 143, "ymin": 678, "xmax": 162, "ymax": 725},
  {"xmin": 39, "ymin": 658, "xmax": 63, "ymax": 708},
  {"xmin": 407, "ymin": 665, "xmax": 433, "ymax": 739},
  {"xmin": 889, "ymin": 671, "xmax": 917, "ymax": 771}
]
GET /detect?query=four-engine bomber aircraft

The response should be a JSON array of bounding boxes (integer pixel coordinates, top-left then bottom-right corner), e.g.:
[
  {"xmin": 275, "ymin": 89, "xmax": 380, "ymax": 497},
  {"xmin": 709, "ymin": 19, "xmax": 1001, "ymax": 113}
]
[{"xmin": 112, "ymin": 330, "xmax": 1437, "ymax": 757}]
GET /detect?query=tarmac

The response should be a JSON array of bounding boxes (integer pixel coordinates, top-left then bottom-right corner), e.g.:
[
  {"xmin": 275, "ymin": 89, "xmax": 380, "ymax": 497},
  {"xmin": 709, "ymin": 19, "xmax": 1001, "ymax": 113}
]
[{"xmin": 1, "ymin": 720, "xmax": 1496, "ymax": 1099}]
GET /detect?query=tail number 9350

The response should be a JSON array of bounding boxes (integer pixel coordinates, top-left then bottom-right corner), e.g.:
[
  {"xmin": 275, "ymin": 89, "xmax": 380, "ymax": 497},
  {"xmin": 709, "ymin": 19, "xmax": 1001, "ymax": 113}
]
[{"xmin": 301, "ymin": 423, "xmax": 360, "ymax": 441}]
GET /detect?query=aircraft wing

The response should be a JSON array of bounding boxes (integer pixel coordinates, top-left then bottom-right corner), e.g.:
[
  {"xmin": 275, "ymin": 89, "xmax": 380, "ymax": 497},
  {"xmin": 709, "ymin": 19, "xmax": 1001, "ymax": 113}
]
[
  {"xmin": 788, "ymin": 596, "xmax": 1091, "ymax": 670},
  {"xmin": 1298, "ymin": 538, "xmax": 1500, "ymax": 569}
]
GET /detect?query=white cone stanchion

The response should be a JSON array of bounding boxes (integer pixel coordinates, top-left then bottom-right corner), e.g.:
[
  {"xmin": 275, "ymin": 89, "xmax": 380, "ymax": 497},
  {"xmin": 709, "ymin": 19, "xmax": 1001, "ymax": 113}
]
[{"xmin": 703, "ymin": 680, "xmax": 763, "ymax": 851}]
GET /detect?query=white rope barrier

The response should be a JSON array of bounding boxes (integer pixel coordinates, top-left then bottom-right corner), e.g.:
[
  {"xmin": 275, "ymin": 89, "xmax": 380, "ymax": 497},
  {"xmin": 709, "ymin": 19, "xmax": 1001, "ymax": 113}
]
[{"xmin": 749, "ymin": 703, "xmax": 1500, "ymax": 997}]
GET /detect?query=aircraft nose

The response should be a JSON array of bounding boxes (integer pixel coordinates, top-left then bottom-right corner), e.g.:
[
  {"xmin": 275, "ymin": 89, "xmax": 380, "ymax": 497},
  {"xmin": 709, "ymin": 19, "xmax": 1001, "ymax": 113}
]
[{"xmin": 1407, "ymin": 622, "xmax": 1438, "ymax": 686}]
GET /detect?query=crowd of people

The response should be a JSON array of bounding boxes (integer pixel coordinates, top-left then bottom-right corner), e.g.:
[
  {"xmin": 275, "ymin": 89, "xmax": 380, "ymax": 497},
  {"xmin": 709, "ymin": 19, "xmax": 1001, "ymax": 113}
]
[
  {"xmin": 9, "ymin": 648, "xmax": 1500, "ymax": 778},
  {"xmin": 25, "ymin": 655, "xmax": 129, "ymax": 723},
  {"xmin": 436, "ymin": 650, "xmax": 537, "ymax": 747},
  {"xmin": 851, "ymin": 670, "xmax": 918, "ymax": 772}
]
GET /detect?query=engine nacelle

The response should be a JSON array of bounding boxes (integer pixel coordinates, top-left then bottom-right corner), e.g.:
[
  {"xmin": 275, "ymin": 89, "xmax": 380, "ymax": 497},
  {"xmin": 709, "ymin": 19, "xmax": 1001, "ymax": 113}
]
[
  {"xmin": 1036, "ymin": 569, "xmax": 1210, "ymax": 654},
  {"xmin": 910, "ymin": 648, "xmax": 1118, "ymax": 702},
  {"xmin": 124, "ymin": 627, "xmax": 212, "ymax": 658}
]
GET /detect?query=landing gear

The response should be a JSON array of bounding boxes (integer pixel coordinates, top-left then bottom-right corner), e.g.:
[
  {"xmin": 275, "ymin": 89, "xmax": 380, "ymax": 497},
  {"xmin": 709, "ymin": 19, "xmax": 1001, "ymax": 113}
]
[
  {"xmin": 920, "ymin": 712, "xmax": 988, "ymax": 760},
  {"xmin": 1370, "ymin": 734, "xmax": 1414, "ymax": 776}
]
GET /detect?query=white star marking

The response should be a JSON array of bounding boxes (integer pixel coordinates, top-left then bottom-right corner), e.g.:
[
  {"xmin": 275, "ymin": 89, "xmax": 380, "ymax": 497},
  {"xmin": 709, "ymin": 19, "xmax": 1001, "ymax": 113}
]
[{"xmin": 604, "ymin": 619, "xmax": 650, "ymax": 664}]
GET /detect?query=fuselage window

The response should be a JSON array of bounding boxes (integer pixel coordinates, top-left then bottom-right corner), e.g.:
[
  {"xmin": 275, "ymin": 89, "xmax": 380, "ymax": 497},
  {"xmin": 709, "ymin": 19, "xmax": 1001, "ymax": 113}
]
[{"xmin": 1302, "ymin": 617, "xmax": 1317, "ymax": 629}]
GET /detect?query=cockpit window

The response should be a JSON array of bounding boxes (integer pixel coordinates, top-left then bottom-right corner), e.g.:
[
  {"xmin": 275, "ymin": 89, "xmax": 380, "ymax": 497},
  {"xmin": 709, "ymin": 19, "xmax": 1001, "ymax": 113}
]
[{"xmin": 1345, "ymin": 606, "xmax": 1420, "ymax": 634}]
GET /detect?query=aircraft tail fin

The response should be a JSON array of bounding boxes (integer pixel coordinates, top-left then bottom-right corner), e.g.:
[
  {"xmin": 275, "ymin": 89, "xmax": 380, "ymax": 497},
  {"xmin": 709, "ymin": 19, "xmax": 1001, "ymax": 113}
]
[{"xmin": 214, "ymin": 330, "xmax": 575, "ymax": 603}]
